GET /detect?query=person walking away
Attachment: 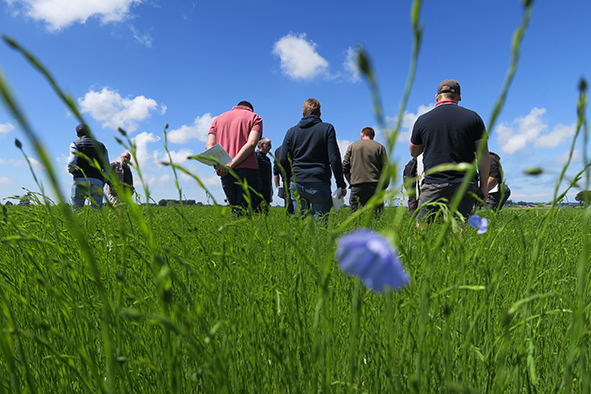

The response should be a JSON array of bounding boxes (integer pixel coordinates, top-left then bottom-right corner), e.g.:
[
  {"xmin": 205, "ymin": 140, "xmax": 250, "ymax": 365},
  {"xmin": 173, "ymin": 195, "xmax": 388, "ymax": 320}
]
[
  {"xmin": 206, "ymin": 101, "xmax": 263, "ymax": 214},
  {"xmin": 256, "ymin": 137, "xmax": 273, "ymax": 213},
  {"xmin": 68, "ymin": 123, "xmax": 109, "ymax": 208},
  {"xmin": 279, "ymin": 98, "xmax": 347, "ymax": 218},
  {"xmin": 409, "ymin": 79, "xmax": 490, "ymax": 220},
  {"xmin": 486, "ymin": 151, "xmax": 511, "ymax": 211},
  {"xmin": 342, "ymin": 126, "xmax": 389, "ymax": 212}
]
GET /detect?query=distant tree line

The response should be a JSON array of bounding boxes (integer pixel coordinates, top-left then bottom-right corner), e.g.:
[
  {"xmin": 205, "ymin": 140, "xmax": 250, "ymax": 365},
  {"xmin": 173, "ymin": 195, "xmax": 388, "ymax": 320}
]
[{"xmin": 157, "ymin": 199, "xmax": 204, "ymax": 207}]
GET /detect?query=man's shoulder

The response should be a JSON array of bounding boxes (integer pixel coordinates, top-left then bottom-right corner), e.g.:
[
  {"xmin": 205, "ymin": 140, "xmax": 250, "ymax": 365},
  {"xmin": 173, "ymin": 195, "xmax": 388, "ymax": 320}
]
[{"xmin": 351, "ymin": 139, "xmax": 384, "ymax": 149}]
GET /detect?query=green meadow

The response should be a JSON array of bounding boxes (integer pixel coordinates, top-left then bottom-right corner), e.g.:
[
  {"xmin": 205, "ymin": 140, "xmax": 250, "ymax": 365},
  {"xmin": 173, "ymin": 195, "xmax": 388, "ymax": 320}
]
[
  {"xmin": 0, "ymin": 205, "xmax": 590, "ymax": 393},
  {"xmin": 2, "ymin": 0, "xmax": 591, "ymax": 392}
]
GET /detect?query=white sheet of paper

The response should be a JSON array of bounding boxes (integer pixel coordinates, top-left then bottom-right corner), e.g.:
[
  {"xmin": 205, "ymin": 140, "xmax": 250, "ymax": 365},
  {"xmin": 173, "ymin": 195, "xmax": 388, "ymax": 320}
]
[
  {"xmin": 332, "ymin": 188, "xmax": 344, "ymax": 211},
  {"xmin": 195, "ymin": 144, "xmax": 232, "ymax": 166}
]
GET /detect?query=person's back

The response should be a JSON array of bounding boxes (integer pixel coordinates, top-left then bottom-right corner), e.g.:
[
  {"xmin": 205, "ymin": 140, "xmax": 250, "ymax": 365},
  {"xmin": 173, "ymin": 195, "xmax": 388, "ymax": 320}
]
[
  {"xmin": 210, "ymin": 105, "xmax": 262, "ymax": 170},
  {"xmin": 282, "ymin": 115, "xmax": 342, "ymax": 184},
  {"xmin": 413, "ymin": 104, "xmax": 483, "ymax": 184},
  {"xmin": 279, "ymin": 98, "xmax": 346, "ymax": 217},
  {"xmin": 72, "ymin": 136, "xmax": 107, "ymax": 181},
  {"xmin": 68, "ymin": 123, "xmax": 109, "ymax": 208},
  {"xmin": 410, "ymin": 79, "xmax": 489, "ymax": 219},
  {"xmin": 206, "ymin": 101, "xmax": 263, "ymax": 213},
  {"xmin": 344, "ymin": 139, "xmax": 386, "ymax": 186}
]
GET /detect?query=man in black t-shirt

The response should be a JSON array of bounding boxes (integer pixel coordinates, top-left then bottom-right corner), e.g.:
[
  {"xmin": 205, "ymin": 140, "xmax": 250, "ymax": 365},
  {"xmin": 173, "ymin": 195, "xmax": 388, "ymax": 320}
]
[{"xmin": 409, "ymin": 79, "xmax": 490, "ymax": 219}]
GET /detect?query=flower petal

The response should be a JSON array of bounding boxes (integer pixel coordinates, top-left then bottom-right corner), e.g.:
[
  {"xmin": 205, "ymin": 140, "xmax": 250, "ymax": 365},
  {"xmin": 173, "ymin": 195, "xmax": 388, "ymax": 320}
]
[{"xmin": 336, "ymin": 229, "xmax": 410, "ymax": 292}]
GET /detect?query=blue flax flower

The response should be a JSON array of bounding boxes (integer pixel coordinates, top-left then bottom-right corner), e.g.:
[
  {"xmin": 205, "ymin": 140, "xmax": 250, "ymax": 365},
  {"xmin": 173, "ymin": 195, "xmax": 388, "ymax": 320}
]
[
  {"xmin": 469, "ymin": 214, "xmax": 488, "ymax": 234},
  {"xmin": 336, "ymin": 229, "xmax": 410, "ymax": 292}
]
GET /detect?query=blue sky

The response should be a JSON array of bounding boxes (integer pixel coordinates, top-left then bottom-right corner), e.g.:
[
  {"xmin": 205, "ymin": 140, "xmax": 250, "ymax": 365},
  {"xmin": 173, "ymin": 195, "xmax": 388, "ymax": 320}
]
[{"xmin": 0, "ymin": 0, "xmax": 589, "ymax": 205}]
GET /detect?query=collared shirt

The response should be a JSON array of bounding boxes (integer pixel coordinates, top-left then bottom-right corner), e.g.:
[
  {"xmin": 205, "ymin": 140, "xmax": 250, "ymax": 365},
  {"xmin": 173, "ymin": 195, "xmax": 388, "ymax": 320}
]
[{"xmin": 208, "ymin": 105, "xmax": 263, "ymax": 170}]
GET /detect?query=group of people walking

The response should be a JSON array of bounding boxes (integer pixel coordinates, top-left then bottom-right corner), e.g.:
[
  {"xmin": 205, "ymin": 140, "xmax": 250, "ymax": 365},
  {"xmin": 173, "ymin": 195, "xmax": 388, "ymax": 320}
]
[
  {"xmin": 208, "ymin": 79, "xmax": 510, "ymax": 219},
  {"xmin": 70, "ymin": 78, "xmax": 510, "ymax": 217},
  {"xmin": 67, "ymin": 123, "xmax": 134, "ymax": 208},
  {"xmin": 207, "ymin": 98, "xmax": 389, "ymax": 217}
]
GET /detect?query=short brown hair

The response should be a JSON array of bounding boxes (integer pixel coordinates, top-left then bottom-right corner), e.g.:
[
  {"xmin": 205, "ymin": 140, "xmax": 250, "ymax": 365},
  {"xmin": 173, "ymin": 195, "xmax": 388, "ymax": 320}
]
[
  {"xmin": 302, "ymin": 98, "xmax": 321, "ymax": 117},
  {"xmin": 361, "ymin": 126, "xmax": 375, "ymax": 139}
]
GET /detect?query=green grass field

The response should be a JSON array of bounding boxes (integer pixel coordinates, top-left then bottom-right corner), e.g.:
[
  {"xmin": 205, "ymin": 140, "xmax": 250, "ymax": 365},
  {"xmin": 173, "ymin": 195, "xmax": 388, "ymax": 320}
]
[
  {"xmin": 1, "ymin": 205, "xmax": 590, "ymax": 393},
  {"xmin": 1, "ymin": 0, "xmax": 591, "ymax": 391}
]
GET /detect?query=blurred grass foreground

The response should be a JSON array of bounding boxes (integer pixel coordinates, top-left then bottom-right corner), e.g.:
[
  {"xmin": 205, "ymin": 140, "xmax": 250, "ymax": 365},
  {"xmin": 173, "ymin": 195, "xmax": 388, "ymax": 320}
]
[{"xmin": 2, "ymin": 0, "xmax": 591, "ymax": 393}]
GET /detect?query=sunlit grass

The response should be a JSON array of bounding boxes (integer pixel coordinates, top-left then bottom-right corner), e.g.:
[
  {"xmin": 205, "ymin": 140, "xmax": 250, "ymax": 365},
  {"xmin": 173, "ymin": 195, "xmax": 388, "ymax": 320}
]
[{"xmin": 1, "ymin": 0, "xmax": 591, "ymax": 392}]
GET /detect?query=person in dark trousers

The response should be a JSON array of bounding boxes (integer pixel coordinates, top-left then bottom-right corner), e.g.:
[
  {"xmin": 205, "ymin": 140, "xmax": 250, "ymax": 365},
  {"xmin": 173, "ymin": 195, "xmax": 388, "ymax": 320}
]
[
  {"xmin": 255, "ymin": 137, "xmax": 273, "ymax": 213},
  {"xmin": 206, "ymin": 101, "xmax": 263, "ymax": 214},
  {"xmin": 279, "ymin": 98, "xmax": 347, "ymax": 218},
  {"xmin": 342, "ymin": 126, "xmax": 389, "ymax": 212},
  {"xmin": 410, "ymin": 79, "xmax": 490, "ymax": 219},
  {"xmin": 273, "ymin": 145, "xmax": 294, "ymax": 214},
  {"xmin": 486, "ymin": 152, "xmax": 511, "ymax": 211},
  {"xmin": 403, "ymin": 157, "xmax": 419, "ymax": 214}
]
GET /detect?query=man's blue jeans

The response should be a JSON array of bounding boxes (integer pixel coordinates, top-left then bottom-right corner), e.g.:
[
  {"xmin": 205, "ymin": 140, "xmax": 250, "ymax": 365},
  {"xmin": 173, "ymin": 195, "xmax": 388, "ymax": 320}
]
[
  {"xmin": 221, "ymin": 168, "xmax": 261, "ymax": 213},
  {"xmin": 71, "ymin": 178, "xmax": 104, "ymax": 208},
  {"xmin": 290, "ymin": 181, "xmax": 332, "ymax": 217}
]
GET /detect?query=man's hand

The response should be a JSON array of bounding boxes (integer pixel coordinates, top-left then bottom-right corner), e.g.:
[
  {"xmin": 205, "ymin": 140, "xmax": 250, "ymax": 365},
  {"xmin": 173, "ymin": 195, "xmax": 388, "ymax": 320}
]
[
  {"xmin": 477, "ymin": 184, "xmax": 488, "ymax": 206},
  {"xmin": 215, "ymin": 164, "xmax": 229, "ymax": 177},
  {"xmin": 340, "ymin": 187, "xmax": 347, "ymax": 198}
]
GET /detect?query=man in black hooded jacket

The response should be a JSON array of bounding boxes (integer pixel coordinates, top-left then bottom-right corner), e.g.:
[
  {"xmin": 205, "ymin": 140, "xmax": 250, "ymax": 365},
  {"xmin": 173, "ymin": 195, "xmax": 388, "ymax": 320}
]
[{"xmin": 279, "ymin": 98, "xmax": 346, "ymax": 217}]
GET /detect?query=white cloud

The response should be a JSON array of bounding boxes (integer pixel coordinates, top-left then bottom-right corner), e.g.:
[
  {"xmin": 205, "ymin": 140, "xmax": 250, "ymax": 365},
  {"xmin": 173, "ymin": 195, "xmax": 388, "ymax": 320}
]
[
  {"xmin": 540, "ymin": 149, "xmax": 580, "ymax": 169},
  {"xmin": 200, "ymin": 174, "xmax": 219, "ymax": 186},
  {"xmin": 167, "ymin": 114, "xmax": 215, "ymax": 144},
  {"xmin": 0, "ymin": 123, "xmax": 15, "ymax": 134},
  {"xmin": 132, "ymin": 131, "xmax": 160, "ymax": 170},
  {"xmin": 383, "ymin": 104, "xmax": 434, "ymax": 143},
  {"xmin": 344, "ymin": 47, "xmax": 360, "ymax": 83},
  {"xmin": 0, "ymin": 177, "xmax": 14, "ymax": 185},
  {"xmin": 157, "ymin": 148, "xmax": 194, "ymax": 165},
  {"xmin": 131, "ymin": 25, "xmax": 152, "ymax": 47},
  {"xmin": 273, "ymin": 33, "xmax": 329, "ymax": 80},
  {"xmin": 7, "ymin": 0, "xmax": 142, "ymax": 31},
  {"xmin": 5, "ymin": 158, "xmax": 43, "ymax": 170},
  {"xmin": 28, "ymin": 157, "xmax": 44, "ymax": 171},
  {"xmin": 338, "ymin": 139, "xmax": 353, "ymax": 156},
  {"xmin": 78, "ymin": 87, "xmax": 163, "ymax": 132},
  {"xmin": 496, "ymin": 108, "xmax": 576, "ymax": 155}
]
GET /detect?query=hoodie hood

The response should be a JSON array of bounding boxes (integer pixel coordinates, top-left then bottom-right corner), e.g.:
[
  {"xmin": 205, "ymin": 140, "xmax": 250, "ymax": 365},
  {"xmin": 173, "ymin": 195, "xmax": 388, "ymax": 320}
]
[{"xmin": 297, "ymin": 115, "xmax": 322, "ymax": 129}]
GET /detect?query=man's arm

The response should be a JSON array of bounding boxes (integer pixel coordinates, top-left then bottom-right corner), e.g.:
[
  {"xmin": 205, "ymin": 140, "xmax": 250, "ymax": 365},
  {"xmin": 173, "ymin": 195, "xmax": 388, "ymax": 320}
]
[
  {"xmin": 342, "ymin": 146, "xmax": 351, "ymax": 184},
  {"xmin": 206, "ymin": 133, "xmax": 216, "ymax": 150},
  {"xmin": 67, "ymin": 142, "xmax": 78, "ymax": 173},
  {"xmin": 487, "ymin": 176, "xmax": 497, "ymax": 190},
  {"xmin": 380, "ymin": 146, "xmax": 390, "ymax": 188},
  {"xmin": 214, "ymin": 130, "xmax": 260, "ymax": 177},
  {"xmin": 475, "ymin": 139, "xmax": 490, "ymax": 202},
  {"xmin": 230, "ymin": 130, "xmax": 260, "ymax": 168},
  {"xmin": 409, "ymin": 142, "xmax": 423, "ymax": 158},
  {"xmin": 326, "ymin": 127, "xmax": 347, "ymax": 197},
  {"xmin": 274, "ymin": 174, "xmax": 281, "ymax": 188}
]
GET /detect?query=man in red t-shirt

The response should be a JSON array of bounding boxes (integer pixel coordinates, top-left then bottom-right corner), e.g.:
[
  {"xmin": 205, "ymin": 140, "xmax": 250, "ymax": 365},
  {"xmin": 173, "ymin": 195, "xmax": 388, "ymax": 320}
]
[{"xmin": 206, "ymin": 101, "xmax": 263, "ymax": 212}]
